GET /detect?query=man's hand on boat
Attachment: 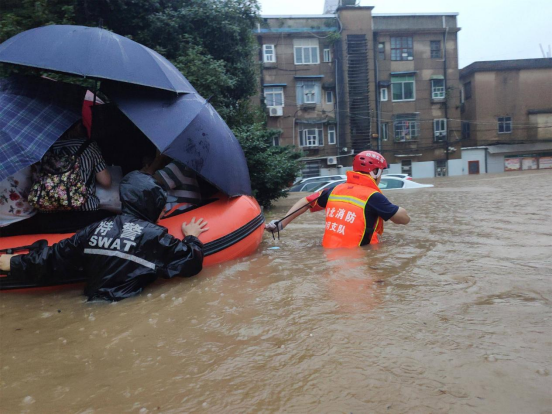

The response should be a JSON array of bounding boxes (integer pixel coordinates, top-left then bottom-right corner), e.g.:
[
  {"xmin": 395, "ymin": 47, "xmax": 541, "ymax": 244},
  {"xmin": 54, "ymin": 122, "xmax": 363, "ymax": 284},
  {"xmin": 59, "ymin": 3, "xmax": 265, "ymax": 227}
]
[
  {"xmin": 181, "ymin": 217, "xmax": 209, "ymax": 238},
  {"xmin": 0, "ymin": 254, "xmax": 15, "ymax": 272}
]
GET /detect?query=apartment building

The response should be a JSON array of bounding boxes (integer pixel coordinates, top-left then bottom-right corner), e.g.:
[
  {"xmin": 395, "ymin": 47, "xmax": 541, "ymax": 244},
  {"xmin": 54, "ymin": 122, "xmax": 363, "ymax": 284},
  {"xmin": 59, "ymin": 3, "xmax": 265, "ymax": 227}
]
[
  {"xmin": 373, "ymin": 13, "xmax": 462, "ymax": 178},
  {"xmin": 459, "ymin": 59, "xmax": 552, "ymax": 174},
  {"xmin": 253, "ymin": 2, "xmax": 462, "ymax": 178}
]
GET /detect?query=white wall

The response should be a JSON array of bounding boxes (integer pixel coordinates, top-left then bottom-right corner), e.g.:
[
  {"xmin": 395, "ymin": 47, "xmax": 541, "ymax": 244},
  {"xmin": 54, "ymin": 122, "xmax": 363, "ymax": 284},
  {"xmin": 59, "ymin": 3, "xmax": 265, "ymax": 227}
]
[
  {"xmin": 412, "ymin": 161, "xmax": 435, "ymax": 178},
  {"xmin": 386, "ymin": 163, "xmax": 402, "ymax": 174},
  {"xmin": 320, "ymin": 166, "xmax": 353, "ymax": 177},
  {"xmin": 461, "ymin": 148, "xmax": 486, "ymax": 175},
  {"xmin": 448, "ymin": 159, "xmax": 463, "ymax": 176}
]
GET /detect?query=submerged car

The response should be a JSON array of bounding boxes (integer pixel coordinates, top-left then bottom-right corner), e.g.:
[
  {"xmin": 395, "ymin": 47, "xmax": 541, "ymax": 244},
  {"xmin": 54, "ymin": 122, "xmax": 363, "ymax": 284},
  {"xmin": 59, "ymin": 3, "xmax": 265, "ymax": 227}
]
[
  {"xmin": 379, "ymin": 177, "xmax": 433, "ymax": 190},
  {"xmin": 289, "ymin": 175, "xmax": 347, "ymax": 192},
  {"xmin": 382, "ymin": 173, "xmax": 412, "ymax": 180},
  {"xmin": 311, "ymin": 176, "xmax": 433, "ymax": 193},
  {"xmin": 292, "ymin": 175, "xmax": 346, "ymax": 186}
]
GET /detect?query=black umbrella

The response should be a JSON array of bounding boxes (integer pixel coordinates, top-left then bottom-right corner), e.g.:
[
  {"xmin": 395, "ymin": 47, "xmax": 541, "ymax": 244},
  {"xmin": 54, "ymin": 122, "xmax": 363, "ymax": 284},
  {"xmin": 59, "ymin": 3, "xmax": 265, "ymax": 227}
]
[
  {"xmin": 0, "ymin": 25, "xmax": 196, "ymax": 93},
  {"xmin": 101, "ymin": 82, "xmax": 252, "ymax": 197}
]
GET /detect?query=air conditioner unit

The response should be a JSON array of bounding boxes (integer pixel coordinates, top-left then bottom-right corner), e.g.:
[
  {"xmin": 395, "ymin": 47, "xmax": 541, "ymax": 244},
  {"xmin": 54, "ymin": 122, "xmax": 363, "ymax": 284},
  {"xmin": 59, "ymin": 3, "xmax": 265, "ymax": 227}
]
[
  {"xmin": 327, "ymin": 156, "xmax": 338, "ymax": 165},
  {"xmin": 268, "ymin": 106, "xmax": 283, "ymax": 117}
]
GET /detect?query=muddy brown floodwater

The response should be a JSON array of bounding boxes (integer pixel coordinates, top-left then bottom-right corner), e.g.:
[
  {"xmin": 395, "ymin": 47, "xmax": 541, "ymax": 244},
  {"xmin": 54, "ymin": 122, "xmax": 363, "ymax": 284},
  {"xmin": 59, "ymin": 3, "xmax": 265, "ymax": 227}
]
[{"xmin": 1, "ymin": 170, "xmax": 551, "ymax": 413}]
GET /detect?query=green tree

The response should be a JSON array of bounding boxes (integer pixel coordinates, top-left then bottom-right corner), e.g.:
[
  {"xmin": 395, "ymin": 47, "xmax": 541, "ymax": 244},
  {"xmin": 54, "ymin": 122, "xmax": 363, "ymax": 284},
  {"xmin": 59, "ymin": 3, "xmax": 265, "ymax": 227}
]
[
  {"xmin": 235, "ymin": 124, "xmax": 302, "ymax": 209},
  {"xmin": 0, "ymin": 0, "xmax": 300, "ymax": 206}
]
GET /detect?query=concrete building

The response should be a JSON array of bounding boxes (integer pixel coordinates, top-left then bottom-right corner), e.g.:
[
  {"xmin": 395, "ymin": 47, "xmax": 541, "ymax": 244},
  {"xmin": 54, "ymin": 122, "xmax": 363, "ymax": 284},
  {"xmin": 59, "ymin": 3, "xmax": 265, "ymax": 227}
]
[
  {"xmin": 373, "ymin": 13, "xmax": 462, "ymax": 178},
  {"xmin": 253, "ymin": 1, "xmax": 462, "ymax": 178},
  {"xmin": 459, "ymin": 58, "xmax": 552, "ymax": 174}
]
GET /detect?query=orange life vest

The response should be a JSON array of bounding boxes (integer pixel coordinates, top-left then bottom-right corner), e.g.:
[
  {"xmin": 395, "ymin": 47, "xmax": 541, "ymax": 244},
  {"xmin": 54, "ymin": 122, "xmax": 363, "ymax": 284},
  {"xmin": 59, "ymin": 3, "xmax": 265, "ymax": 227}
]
[{"xmin": 321, "ymin": 171, "xmax": 384, "ymax": 248}]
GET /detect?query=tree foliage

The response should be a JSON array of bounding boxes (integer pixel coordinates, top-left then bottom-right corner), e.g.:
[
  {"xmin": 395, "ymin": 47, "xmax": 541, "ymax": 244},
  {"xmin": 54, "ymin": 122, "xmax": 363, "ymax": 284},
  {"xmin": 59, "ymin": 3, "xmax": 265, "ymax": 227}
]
[
  {"xmin": 235, "ymin": 124, "xmax": 302, "ymax": 209},
  {"xmin": 0, "ymin": 0, "xmax": 301, "ymax": 206}
]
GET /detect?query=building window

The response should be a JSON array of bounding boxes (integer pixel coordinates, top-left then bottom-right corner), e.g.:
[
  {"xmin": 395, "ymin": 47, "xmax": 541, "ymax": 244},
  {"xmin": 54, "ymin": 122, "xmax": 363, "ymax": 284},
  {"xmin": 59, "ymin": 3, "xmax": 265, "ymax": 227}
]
[
  {"xmin": 391, "ymin": 37, "xmax": 413, "ymax": 61},
  {"xmin": 263, "ymin": 45, "xmax": 276, "ymax": 63},
  {"xmin": 430, "ymin": 41, "xmax": 442, "ymax": 59},
  {"xmin": 294, "ymin": 38, "xmax": 319, "ymax": 65},
  {"xmin": 462, "ymin": 121, "xmax": 471, "ymax": 139},
  {"xmin": 434, "ymin": 119, "xmax": 447, "ymax": 141},
  {"xmin": 323, "ymin": 48, "xmax": 331, "ymax": 62},
  {"xmin": 431, "ymin": 79, "xmax": 445, "ymax": 99},
  {"xmin": 296, "ymin": 80, "xmax": 321, "ymax": 104},
  {"xmin": 464, "ymin": 81, "xmax": 472, "ymax": 100},
  {"xmin": 382, "ymin": 123, "xmax": 389, "ymax": 141},
  {"xmin": 401, "ymin": 160, "xmax": 412, "ymax": 174},
  {"xmin": 391, "ymin": 75, "xmax": 415, "ymax": 101},
  {"xmin": 264, "ymin": 87, "xmax": 284, "ymax": 107},
  {"xmin": 378, "ymin": 42, "xmax": 385, "ymax": 60},
  {"xmin": 299, "ymin": 126, "xmax": 324, "ymax": 147},
  {"xmin": 273, "ymin": 135, "xmax": 280, "ymax": 146},
  {"xmin": 498, "ymin": 116, "xmax": 512, "ymax": 133},
  {"xmin": 394, "ymin": 114, "xmax": 419, "ymax": 141},
  {"xmin": 380, "ymin": 87, "xmax": 388, "ymax": 101},
  {"xmin": 328, "ymin": 125, "xmax": 336, "ymax": 144},
  {"xmin": 325, "ymin": 90, "xmax": 333, "ymax": 104}
]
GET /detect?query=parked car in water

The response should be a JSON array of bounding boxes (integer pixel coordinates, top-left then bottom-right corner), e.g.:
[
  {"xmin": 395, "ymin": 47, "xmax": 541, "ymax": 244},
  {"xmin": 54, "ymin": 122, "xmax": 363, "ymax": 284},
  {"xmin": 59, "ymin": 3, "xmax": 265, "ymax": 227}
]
[
  {"xmin": 311, "ymin": 176, "xmax": 433, "ymax": 193},
  {"xmin": 382, "ymin": 173, "xmax": 412, "ymax": 180},
  {"xmin": 288, "ymin": 180, "xmax": 336, "ymax": 192},
  {"xmin": 292, "ymin": 175, "xmax": 346, "ymax": 186},
  {"xmin": 379, "ymin": 177, "xmax": 433, "ymax": 190}
]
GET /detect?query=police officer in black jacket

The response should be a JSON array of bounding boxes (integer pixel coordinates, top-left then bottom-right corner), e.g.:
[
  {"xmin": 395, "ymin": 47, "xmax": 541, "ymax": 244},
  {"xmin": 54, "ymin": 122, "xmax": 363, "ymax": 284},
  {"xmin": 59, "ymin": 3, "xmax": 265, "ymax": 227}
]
[{"xmin": 0, "ymin": 171, "xmax": 208, "ymax": 301}]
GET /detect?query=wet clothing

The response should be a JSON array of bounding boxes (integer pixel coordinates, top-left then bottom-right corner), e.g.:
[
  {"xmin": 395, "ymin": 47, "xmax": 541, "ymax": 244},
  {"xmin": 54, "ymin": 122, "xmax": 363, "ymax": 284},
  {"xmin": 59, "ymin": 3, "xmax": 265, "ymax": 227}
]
[
  {"xmin": 154, "ymin": 161, "xmax": 202, "ymax": 216},
  {"xmin": 9, "ymin": 171, "xmax": 204, "ymax": 301},
  {"xmin": 307, "ymin": 171, "xmax": 399, "ymax": 247},
  {"xmin": 48, "ymin": 137, "xmax": 107, "ymax": 211}
]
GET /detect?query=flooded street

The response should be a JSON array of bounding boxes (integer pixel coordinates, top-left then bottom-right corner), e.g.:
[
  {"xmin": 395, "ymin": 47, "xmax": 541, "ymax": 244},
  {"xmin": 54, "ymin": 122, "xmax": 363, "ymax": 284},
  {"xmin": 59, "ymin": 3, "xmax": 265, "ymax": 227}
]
[{"xmin": 1, "ymin": 170, "xmax": 551, "ymax": 413}]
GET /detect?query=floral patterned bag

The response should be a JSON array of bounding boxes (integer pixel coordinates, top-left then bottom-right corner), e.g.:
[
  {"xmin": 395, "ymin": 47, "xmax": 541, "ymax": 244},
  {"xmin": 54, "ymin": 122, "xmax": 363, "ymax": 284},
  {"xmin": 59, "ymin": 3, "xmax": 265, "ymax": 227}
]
[{"xmin": 28, "ymin": 140, "xmax": 93, "ymax": 212}]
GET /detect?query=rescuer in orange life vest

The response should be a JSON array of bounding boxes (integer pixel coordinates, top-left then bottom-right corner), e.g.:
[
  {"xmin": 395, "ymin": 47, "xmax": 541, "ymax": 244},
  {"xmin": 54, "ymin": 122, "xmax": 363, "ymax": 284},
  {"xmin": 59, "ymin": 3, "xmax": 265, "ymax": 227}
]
[{"xmin": 265, "ymin": 151, "xmax": 410, "ymax": 248}]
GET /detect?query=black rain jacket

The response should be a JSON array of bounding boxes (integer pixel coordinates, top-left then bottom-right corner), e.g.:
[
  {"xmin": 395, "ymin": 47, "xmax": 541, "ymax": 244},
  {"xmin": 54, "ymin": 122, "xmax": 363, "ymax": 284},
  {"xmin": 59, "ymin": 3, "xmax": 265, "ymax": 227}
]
[{"xmin": 10, "ymin": 171, "xmax": 204, "ymax": 301}]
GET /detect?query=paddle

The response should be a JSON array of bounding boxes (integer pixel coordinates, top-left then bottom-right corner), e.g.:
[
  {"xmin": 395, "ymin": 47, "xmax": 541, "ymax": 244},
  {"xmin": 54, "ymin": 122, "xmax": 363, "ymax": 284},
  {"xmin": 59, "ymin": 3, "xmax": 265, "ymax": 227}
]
[{"xmin": 270, "ymin": 196, "xmax": 320, "ymax": 240}]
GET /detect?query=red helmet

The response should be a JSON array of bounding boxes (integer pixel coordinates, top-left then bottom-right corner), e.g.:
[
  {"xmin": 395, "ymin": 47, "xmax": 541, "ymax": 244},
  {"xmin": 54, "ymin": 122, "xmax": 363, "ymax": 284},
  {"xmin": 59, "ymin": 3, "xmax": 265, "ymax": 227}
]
[{"xmin": 353, "ymin": 151, "xmax": 387, "ymax": 177}]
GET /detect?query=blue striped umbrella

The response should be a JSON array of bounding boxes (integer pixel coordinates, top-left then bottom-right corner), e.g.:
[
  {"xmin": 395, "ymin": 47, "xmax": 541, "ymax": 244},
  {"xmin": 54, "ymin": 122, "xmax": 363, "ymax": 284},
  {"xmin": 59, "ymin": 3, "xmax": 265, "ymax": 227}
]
[{"xmin": 0, "ymin": 76, "xmax": 86, "ymax": 181}]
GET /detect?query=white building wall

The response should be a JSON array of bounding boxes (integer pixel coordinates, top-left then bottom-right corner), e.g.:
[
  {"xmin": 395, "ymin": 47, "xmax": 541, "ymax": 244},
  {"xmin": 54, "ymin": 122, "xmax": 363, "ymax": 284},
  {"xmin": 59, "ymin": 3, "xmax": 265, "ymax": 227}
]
[
  {"xmin": 461, "ymin": 148, "xmax": 487, "ymax": 174},
  {"xmin": 412, "ymin": 161, "xmax": 435, "ymax": 178},
  {"xmin": 386, "ymin": 163, "xmax": 402, "ymax": 174},
  {"xmin": 448, "ymin": 159, "xmax": 463, "ymax": 176}
]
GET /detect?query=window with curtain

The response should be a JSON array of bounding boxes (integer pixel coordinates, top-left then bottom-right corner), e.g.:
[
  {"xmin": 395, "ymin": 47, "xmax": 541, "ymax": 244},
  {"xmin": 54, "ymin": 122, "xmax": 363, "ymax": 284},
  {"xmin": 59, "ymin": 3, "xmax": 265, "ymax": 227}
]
[
  {"xmin": 296, "ymin": 80, "xmax": 321, "ymax": 104},
  {"xmin": 299, "ymin": 125, "xmax": 324, "ymax": 147},
  {"xmin": 264, "ymin": 87, "xmax": 284, "ymax": 107},
  {"xmin": 263, "ymin": 45, "xmax": 276, "ymax": 62},
  {"xmin": 294, "ymin": 38, "xmax": 320, "ymax": 65},
  {"xmin": 434, "ymin": 118, "xmax": 447, "ymax": 141}
]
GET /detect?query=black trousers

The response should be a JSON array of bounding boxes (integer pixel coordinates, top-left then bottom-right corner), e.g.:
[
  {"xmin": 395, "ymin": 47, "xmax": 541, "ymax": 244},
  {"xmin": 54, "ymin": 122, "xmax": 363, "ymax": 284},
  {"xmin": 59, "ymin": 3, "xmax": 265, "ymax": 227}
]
[{"xmin": 0, "ymin": 210, "xmax": 116, "ymax": 237}]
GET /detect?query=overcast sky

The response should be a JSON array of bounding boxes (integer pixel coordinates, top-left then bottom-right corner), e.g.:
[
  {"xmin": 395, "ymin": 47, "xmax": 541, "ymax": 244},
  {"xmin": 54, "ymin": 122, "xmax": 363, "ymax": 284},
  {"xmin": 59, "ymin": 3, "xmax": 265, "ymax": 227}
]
[{"xmin": 258, "ymin": 0, "xmax": 552, "ymax": 68}]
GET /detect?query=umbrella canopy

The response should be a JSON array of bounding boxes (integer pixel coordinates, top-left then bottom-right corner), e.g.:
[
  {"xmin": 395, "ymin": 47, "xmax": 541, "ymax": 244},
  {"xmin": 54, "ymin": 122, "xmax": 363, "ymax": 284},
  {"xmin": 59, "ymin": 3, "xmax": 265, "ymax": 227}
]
[
  {"xmin": 0, "ymin": 25, "xmax": 196, "ymax": 94},
  {"xmin": 0, "ymin": 76, "xmax": 86, "ymax": 181},
  {"xmin": 102, "ymin": 82, "xmax": 252, "ymax": 197}
]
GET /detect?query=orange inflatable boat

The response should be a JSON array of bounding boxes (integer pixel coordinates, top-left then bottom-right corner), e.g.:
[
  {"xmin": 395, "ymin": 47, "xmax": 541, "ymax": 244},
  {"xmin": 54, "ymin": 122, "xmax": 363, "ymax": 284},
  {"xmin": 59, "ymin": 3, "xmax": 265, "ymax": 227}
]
[{"xmin": 0, "ymin": 194, "xmax": 264, "ymax": 290}]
